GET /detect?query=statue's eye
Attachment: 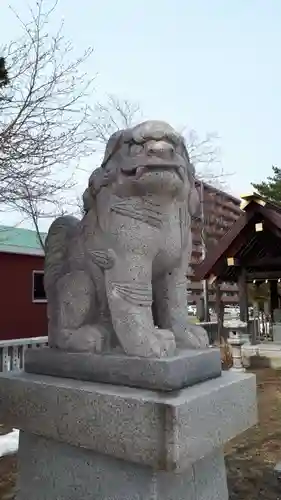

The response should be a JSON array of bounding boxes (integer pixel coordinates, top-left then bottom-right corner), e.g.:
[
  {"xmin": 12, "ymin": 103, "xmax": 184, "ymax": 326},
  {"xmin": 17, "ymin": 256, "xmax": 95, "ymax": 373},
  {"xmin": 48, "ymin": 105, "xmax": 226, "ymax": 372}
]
[{"xmin": 130, "ymin": 144, "xmax": 143, "ymax": 156}]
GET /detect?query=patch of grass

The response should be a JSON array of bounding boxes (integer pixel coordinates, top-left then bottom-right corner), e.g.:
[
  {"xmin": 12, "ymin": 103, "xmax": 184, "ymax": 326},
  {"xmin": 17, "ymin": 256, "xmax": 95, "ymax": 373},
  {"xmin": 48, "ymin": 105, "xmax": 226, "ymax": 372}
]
[
  {"xmin": 0, "ymin": 455, "xmax": 17, "ymax": 500},
  {"xmin": 213, "ymin": 337, "xmax": 233, "ymax": 369}
]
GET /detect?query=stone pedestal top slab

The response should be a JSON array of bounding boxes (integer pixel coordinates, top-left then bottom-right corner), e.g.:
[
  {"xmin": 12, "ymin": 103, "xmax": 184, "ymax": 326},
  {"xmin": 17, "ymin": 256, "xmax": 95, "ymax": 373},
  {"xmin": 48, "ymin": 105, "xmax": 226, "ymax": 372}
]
[
  {"xmin": 24, "ymin": 347, "xmax": 221, "ymax": 391},
  {"xmin": 0, "ymin": 370, "xmax": 257, "ymax": 471}
]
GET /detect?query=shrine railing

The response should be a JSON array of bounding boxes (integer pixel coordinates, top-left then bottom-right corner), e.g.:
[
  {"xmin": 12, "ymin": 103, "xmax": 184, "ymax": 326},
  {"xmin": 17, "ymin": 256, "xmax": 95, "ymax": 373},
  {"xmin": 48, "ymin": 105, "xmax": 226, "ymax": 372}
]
[
  {"xmin": 0, "ymin": 337, "xmax": 48, "ymax": 372},
  {"xmin": 0, "ymin": 317, "xmax": 271, "ymax": 373}
]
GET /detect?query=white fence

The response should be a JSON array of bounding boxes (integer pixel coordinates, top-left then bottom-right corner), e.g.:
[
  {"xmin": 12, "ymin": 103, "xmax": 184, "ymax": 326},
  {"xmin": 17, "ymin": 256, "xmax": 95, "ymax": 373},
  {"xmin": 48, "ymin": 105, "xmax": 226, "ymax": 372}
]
[
  {"xmin": 0, "ymin": 337, "xmax": 48, "ymax": 372},
  {"xmin": 0, "ymin": 315, "xmax": 273, "ymax": 373}
]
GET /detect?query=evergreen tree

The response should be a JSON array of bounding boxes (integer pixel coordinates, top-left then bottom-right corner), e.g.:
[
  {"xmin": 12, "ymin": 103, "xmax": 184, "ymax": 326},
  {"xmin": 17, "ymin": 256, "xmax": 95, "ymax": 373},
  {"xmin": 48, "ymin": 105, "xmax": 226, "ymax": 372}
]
[
  {"xmin": 252, "ymin": 165, "xmax": 281, "ymax": 203},
  {"xmin": 0, "ymin": 58, "xmax": 8, "ymax": 87}
]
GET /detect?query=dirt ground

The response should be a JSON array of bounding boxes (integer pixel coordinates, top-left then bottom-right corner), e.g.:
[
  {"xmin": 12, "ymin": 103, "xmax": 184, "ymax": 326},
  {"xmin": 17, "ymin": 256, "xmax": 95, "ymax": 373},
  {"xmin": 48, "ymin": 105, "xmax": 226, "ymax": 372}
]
[
  {"xmin": 0, "ymin": 423, "xmax": 17, "ymax": 500},
  {"xmin": 1, "ymin": 368, "xmax": 281, "ymax": 499},
  {"xmin": 226, "ymin": 368, "xmax": 281, "ymax": 499}
]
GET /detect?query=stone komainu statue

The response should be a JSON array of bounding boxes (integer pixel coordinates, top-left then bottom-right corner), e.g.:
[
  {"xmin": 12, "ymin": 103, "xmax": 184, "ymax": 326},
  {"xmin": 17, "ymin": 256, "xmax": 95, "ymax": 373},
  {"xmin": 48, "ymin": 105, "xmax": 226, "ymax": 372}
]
[{"xmin": 44, "ymin": 120, "xmax": 209, "ymax": 357}]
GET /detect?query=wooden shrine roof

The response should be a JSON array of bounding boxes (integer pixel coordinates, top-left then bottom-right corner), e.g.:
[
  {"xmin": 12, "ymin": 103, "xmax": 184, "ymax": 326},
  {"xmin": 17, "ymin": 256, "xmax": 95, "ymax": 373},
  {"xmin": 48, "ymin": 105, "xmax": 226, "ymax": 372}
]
[{"xmin": 195, "ymin": 193, "xmax": 281, "ymax": 283}]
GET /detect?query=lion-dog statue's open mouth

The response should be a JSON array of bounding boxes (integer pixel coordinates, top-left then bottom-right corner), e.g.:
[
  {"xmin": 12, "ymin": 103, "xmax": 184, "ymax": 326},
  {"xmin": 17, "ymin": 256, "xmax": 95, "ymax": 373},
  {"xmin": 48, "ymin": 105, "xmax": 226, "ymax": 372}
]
[{"xmin": 44, "ymin": 120, "xmax": 209, "ymax": 358}]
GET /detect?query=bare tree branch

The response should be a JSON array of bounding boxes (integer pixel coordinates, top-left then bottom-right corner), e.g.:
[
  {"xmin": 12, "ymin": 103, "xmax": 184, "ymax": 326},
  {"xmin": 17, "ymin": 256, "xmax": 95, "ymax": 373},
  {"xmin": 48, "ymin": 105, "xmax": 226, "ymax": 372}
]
[
  {"xmin": 90, "ymin": 94, "xmax": 142, "ymax": 145},
  {"xmin": 181, "ymin": 128, "xmax": 230, "ymax": 190},
  {"xmin": 0, "ymin": 0, "xmax": 96, "ymax": 240},
  {"xmin": 0, "ymin": 57, "xmax": 9, "ymax": 88},
  {"xmin": 183, "ymin": 129, "xmax": 220, "ymax": 167},
  {"xmin": 1, "ymin": 1, "xmax": 233, "ymax": 256}
]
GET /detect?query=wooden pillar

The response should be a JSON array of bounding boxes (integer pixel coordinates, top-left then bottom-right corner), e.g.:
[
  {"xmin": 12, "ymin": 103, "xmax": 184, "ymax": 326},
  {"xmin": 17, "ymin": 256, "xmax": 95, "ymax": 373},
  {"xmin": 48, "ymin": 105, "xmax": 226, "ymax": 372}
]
[
  {"xmin": 238, "ymin": 268, "xmax": 248, "ymax": 323},
  {"xmin": 196, "ymin": 298, "xmax": 204, "ymax": 323},
  {"xmin": 215, "ymin": 280, "xmax": 224, "ymax": 343},
  {"xmin": 202, "ymin": 279, "xmax": 210, "ymax": 322},
  {"xmin": 251, "ymin": 283, "xmax": 260, "ymax": 345},
  {"xmin": 270, "ymin": 279, "xmax": 278, "ymax": 321}
]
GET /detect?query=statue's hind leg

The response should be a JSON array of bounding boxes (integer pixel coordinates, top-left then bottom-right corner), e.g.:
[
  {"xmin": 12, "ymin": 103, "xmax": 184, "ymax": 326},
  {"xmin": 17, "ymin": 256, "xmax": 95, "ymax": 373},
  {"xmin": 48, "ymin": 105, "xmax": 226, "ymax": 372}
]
[{"xmin": 50, "ymin": 270, "xmax": 111, "ymax": 352}]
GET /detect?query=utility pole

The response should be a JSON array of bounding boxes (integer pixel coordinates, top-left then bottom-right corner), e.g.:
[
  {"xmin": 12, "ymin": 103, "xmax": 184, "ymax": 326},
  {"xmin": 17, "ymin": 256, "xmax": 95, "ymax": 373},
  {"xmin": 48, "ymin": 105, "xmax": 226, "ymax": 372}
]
[{"xmin": 200, "ymin": 180, "xmax": 210, "ymax": 322}]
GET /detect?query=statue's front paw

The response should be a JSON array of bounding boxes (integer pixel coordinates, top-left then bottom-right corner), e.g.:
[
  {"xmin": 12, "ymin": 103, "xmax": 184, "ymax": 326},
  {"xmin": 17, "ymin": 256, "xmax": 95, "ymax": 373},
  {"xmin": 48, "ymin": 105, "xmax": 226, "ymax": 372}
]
[
  {"xmin": 127, "ymin": 327, "xmax": 176, "ymax": 358},
  {"xmin": 191, "ymin": 324, "xmax": 209, "ymax": 348},
  {"xmin": 171, "ymin": 318, "xmax": 209, "ymax": 349},
  {"xmin": 59, "ymin": 325, "xmax": 109, "ymax": 353},
  {"xmin": 154, "ymin": 328, "xmax": 176, "ymax": 357}
]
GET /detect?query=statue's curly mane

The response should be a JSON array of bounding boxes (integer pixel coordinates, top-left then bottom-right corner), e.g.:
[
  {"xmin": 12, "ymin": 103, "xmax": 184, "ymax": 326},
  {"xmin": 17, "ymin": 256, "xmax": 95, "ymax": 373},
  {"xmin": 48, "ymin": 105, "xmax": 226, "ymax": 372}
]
[{"xmin": 82, "ymin": 121, "xmax": 196, "ymax": 214}]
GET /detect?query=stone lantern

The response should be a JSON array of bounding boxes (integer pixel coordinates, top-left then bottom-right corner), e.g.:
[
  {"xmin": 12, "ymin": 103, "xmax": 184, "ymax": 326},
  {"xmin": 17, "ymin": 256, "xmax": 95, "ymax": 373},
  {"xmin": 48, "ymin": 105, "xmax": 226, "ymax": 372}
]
[{"xmin": 224, "ymin": 319, "xmax": 248, "ymax": 372}]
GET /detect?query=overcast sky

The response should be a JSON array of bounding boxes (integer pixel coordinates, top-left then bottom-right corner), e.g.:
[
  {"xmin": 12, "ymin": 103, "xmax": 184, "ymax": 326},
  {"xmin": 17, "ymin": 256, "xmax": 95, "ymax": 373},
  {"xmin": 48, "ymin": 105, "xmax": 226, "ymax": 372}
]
[{"xmin": 2, "ymin": 0, "xmax": 281, "ymax": 228}]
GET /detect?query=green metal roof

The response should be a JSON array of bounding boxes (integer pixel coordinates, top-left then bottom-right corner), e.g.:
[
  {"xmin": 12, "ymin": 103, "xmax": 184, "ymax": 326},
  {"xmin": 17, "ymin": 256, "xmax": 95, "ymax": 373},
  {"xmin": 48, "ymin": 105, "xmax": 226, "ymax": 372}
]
[{"xmin": 0, "ymin": 226, "xmax": 46, "ymax": 256}]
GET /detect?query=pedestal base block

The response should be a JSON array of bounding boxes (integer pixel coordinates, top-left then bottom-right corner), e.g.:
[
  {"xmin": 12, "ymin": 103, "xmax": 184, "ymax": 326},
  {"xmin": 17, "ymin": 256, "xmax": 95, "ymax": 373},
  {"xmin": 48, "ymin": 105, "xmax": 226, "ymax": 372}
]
[{"xmin": 17, "ymin": 432, "xmax": 228, "ymax": 500}]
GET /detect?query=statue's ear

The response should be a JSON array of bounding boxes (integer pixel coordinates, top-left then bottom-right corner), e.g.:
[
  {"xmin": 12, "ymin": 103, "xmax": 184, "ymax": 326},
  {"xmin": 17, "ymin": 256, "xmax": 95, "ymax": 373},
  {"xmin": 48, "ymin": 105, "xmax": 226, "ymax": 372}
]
[
  {"xmin": 88, "ymin": 167, "xmax": 108, "ymax": 196},
  {"xmin": 82, "ymin": 187, "xmax": 92, "ymax": 213},
  {"xmin": 101, "ymin": 130, "xmax": 124, "ymax": 168},
  {"xmin": 188, "ymin": 185, "xmax": 201, "ymax": 217},
  {"xmin": 183, "ymin": 160, "xmax": 201, "ymax": 216},
  {"xmin": 187, "ymin": 164, "xmax": 201, "ymax": 217}
]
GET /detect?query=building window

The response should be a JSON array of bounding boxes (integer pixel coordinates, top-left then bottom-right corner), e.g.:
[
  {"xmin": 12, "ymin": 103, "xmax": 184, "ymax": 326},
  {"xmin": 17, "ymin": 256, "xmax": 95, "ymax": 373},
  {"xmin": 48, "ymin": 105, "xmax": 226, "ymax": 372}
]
[{"xmin": 32, "ymin": 271, "xmax": 47, "ymax": 303}]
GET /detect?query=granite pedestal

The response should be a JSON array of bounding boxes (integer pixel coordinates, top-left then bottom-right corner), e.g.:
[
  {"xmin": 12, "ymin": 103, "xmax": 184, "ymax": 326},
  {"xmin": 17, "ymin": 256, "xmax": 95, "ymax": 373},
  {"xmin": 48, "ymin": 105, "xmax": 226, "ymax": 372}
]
[
  {"xmin": 24, "ymin": 347, "xmax": 221, "ymax": 391},
  {"xmin": 0, "ymin": 369, "xmax": 257, "ymax": 500}
]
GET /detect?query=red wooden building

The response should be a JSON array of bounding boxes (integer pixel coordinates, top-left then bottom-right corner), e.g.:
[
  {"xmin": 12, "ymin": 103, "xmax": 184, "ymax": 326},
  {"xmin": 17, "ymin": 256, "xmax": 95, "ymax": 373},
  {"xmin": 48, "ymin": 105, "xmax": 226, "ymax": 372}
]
[{"xmin": 0, "ymin": 226, "xmax": 47, "ymax": 341}]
